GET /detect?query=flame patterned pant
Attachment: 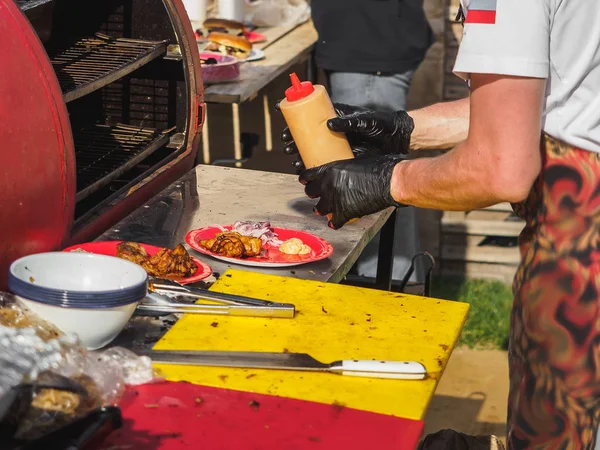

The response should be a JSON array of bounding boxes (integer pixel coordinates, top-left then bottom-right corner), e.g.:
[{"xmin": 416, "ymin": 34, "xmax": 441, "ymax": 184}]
[{"xmin": 508, "ymin": 135, "xmax": 600, "ymax": 449}]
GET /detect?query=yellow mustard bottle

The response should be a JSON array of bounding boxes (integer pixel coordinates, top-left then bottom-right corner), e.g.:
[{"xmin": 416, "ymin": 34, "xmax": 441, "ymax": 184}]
[{"xmin": 279, "ymin": 73, "xmax": 354, "ymax": 169}]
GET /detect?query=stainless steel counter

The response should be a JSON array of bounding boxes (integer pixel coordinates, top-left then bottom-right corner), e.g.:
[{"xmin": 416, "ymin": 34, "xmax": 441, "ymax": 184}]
[
  {"xmin": 97, "ymin": 165, "xmax": 393, "ymax": 350},
  {"xmin": 98, "ymin": 165, "xmax": 393, "ymax": 284}
]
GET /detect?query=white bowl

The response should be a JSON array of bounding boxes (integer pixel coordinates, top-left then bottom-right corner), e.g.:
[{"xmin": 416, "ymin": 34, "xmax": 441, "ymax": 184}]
[
  {"xmin": 9, "ymin": 252, "xmax": 147, "ymax": 295},
  {"xmin": 15, "ymin": 295, "xmax": 138, "ymax": 350},
  {"xmin": 8, "ymin": 252, "xmax": 148, "ymax": 350}
]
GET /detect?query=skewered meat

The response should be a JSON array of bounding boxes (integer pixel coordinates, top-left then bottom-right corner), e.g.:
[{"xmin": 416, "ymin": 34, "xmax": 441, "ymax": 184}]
[
  {"xmin": 116, "ymin": 242, "xmax": 196, "ymax": 279},
  {"xmin": 199, "ymin": 232, "xmax": 263, "ymax": 258}
]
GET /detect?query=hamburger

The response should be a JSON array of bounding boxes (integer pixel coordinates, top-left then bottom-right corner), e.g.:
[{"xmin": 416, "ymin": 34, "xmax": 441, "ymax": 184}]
[
  {"xmin": 203, "ymin": 18, "xmax": 246, "ymax": 36},
  {"xmin": 204, "ymin": 32, "xmax": 252, "ymax": 59}
]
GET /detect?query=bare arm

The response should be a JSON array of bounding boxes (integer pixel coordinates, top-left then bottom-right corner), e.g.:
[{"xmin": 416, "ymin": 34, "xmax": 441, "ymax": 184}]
[
  {"xmin": 409, "ymin": 98, "xmax": 470, "ymax": 151},
  {"xmin": 390, "ymin": 74, "xmax": 545, "ymax": 210}
]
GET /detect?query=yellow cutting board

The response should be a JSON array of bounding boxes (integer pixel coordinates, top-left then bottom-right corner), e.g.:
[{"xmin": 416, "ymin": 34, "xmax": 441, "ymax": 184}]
[{"xmin": 153, "ymin": 270, "xmax": 469, "ymax": 420}]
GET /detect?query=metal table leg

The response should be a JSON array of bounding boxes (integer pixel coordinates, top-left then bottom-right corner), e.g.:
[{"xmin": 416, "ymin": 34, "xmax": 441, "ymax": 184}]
[
  {"xmin": 201, "ymin": 104, "xmax": 210, "ymax": 164},
  {"xmin": 306, "ymin": 49, "xmax": 318, "ymax": 83},
  {"xmin": 375, "ymin": 210, "xmax": 397, "ymax": 291},
  {"xmin": 397, "ymin": 252, "xmax": 436, "ymax": 297},
  {"xmin": 232, "ymin": 103, "xmax": 242, "ymax": 168}
]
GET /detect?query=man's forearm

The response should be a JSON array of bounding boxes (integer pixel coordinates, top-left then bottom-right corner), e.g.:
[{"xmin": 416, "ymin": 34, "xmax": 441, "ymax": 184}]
[
  {"xmin": 390, "ymin": 139, "xmax": 539, "ymax": 210},
  {"xmin": 390, "ymin": 147, "xmax": 501, "ymax": 211},
  {"xmin": 408, "ymin": 98, "xmax": 470, "ymax": 151},
  {"xmin": 388, "ymin": 75, "xmax": 544, "ymax": 211}
]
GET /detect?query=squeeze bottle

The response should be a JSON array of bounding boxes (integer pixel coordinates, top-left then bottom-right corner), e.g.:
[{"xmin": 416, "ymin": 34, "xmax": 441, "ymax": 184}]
[{"xmin": 279, "ymin": 73, "xmax": 354, "ymax": 169}]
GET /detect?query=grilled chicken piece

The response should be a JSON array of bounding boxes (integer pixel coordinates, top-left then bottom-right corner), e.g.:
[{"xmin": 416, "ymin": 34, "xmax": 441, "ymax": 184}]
[
  {"xmin": 239, "ymin": 235, "xmax": 262, "ymax": 257},
  {"xmin": 198, "ymin": 232, "xmax": 262, "ymax": 258},
  {"xmin": 213, "ymin": 233, "xmax": 246, "ymax": 258},
  {"xmin": 199, "ymin": 232, "xmax": 244, "ymax": 257},
  {"xmin": 198, "ymin": 231, "xmax": 235, "ymax": 250},
  {"xmin": 116, "ymin": 241, "xmax": 196, "ymax": 279},
  {"xmin": 148, "ymin": 245, "xmax": 196, "ymax": 279},
  {"xmin": 172, "ymin": 244, "xmax": 189, "ymax": 257},
  {"xmin": 116, "ymin": 242, "xmax": 150, "ymax": 265}
]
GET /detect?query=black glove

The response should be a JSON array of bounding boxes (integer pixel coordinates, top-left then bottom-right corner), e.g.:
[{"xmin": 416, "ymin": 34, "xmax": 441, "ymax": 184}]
[
  {"xmin": 276, "ymin": 102, "xmax": 414, "ymax": 170},
  {"xmin": 299, "ymin": 154, "xmax": 406, "ymax": 230}
]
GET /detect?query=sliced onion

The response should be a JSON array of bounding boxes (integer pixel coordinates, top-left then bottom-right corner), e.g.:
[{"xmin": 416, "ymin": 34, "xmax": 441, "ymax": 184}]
[{"xmin": 231, "ymin": 221, "xmax": 283, "ymax": 246}]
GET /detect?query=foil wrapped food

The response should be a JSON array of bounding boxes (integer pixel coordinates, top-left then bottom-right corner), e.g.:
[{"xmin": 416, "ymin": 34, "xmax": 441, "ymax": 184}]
[{"xmin": 0, "ymin": 292, "xmax": 154, "ymax": 442}]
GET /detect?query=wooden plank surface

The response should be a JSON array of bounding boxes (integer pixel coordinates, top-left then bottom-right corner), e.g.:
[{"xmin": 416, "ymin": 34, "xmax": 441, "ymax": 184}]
[
  {"xmin": 154, "ymin": 270, "xmax": 470, "ymax": 421},
  {"xmin": 442, "ymin": 219, "xmax": 524, "ymax": 237},
  {"xmin": 204, "ymin": 21, "xmax": 318, "ymax": 103},
  {"xmin": 441, "ymin": 209, "xmax": 524, "ymax": 237},
  {"xmin": 484, "ymin": 203, "xmax": 515, "ymax": 213},
  {"xmin": 254, "ymin": 22, "xmax": 306, "ymax": 50},
  {"xmin": 442, "ymin": 235, "xmax": 521, "ymax": 265},
  {"xmin": 448, "ymin": 210, "xmax": 513, "ymax": 222},
  {"xmin": 441, "ymin": 260, "xmax": 518, "ymax": 284}
]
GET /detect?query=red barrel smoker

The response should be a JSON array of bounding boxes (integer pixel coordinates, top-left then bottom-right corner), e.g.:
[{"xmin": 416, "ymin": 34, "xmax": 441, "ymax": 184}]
[{"xmin": 0, "ymin": 0, "xmax": 205, "ymax": 289}]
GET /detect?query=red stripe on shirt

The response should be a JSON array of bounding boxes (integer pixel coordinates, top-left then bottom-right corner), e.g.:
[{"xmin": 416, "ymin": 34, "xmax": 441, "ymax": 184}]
[{"xmin": 464, "ymin": 10, "xmax": 496, "ymax": 24}]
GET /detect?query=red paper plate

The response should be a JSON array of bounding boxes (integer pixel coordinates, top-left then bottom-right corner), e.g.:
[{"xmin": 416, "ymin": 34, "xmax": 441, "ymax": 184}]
[
  {"xmin": 185, "ymin": 226, "xmax": 333, "ymax": 268},
  {"xmin": 62, "ymin": 241, "xmax": 212, "ymax": 284},
  {"xmin": 244, "ymin": 30, "xmax": 267, "ymax": 43}
]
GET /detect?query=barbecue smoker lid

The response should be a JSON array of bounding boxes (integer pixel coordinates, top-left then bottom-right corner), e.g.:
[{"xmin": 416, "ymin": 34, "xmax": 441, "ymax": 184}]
[{"xmin": 0, "ymin": 0, "xmax": 76, "ymax": 290}]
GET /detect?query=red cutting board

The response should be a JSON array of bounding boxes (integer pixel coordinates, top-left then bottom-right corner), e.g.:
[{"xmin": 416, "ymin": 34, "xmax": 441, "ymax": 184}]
[{"xmin": 95, "ymin": 381, "xmax": 424, "ymax": 450}]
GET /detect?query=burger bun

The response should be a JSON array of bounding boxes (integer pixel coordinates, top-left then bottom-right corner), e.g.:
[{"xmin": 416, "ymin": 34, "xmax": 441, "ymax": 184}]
[{"xmin": 205, "ymin": 32, "xmax": 252, "ymax": 58}]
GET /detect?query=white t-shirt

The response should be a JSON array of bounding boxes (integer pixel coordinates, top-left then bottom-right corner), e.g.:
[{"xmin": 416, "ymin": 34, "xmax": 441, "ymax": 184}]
[{"xmin": 453, "ymin": 0, "xmax": 600, "ymax": 153}]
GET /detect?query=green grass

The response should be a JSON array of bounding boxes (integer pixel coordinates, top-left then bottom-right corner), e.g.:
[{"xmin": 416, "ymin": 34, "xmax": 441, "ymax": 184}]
[{"xmin": 431, "ymin": 276, "xmax": 513, "ymax": 350}]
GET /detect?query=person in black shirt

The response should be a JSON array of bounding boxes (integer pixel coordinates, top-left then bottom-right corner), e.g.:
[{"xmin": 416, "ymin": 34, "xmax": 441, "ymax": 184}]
[
  {"xmin": 312, "ymin": 0, "xmax": 434, "ymax": 92},
  {"xmin": 310, "ymin": 0, "xmax": 434, "ymax": 283}
]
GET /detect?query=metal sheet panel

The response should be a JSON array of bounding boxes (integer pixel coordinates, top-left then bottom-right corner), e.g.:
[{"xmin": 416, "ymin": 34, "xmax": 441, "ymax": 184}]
[{"xmin": 0, "ymin": 0, "xmax": 76, "ymax": 289}]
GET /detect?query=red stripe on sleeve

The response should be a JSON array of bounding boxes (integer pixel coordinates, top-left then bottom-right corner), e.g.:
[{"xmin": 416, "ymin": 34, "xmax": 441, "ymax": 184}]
[{"xmin": 464, "ymin": 10, "xmax": 496, "ymax": 24}]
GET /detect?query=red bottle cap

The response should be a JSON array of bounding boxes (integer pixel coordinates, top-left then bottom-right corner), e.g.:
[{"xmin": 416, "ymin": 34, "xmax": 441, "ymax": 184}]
[{"xmin": 285, "ymin": 73, "xmax": 315, "ymax": 102}]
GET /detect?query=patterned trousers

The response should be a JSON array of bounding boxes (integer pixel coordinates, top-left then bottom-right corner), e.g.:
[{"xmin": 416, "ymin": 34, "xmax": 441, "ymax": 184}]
[{"xmin": 508, "ymin": 135, "xmax": 600, "ymax": 449}]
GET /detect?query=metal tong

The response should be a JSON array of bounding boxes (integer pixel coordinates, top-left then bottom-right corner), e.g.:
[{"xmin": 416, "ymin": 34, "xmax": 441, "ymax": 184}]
[{"xmin": 139, "ymin": 278, "xmax": 296, "ymax": 319}]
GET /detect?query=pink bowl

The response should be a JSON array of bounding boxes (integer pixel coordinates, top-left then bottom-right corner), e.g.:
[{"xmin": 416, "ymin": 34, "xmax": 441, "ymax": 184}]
[{"xmin": 199, "ymin": 51, "xmax": 242, "ymax": 84}]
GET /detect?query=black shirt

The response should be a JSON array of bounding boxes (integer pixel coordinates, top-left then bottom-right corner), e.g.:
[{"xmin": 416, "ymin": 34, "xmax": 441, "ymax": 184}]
[{"xmin": 311, "ymin": 0, "xmax": 435, "ymax": 74}]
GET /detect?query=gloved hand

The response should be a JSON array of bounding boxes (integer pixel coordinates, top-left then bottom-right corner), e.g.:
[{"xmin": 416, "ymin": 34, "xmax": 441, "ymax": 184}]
[
  {"xmin": 276, "ymin": 102, "xmax": 414, "ymax": 170},
  {"xmin": 299, "ymin": 154, "xmax": 407, "ymax": 229}
]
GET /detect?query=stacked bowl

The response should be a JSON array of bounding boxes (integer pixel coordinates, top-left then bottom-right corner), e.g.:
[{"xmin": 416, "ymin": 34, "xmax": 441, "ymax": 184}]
[{"xmin": 8, "ymin": 252, "xmax": 148, "ymax": 350}]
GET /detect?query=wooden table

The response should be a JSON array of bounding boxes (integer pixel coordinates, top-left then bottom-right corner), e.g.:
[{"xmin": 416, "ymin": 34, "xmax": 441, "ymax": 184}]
[
  {"xmin": 200, "ymin": 21, "xmax": 318, "ymax": 165},
  {"xmin": 203, "ymin": 21, "xmax": 317, "ymax": 104}
]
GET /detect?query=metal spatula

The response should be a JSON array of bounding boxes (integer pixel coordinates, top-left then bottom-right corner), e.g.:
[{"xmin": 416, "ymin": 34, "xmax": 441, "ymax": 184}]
[{"xmin": 141, "ymin": 350, "xmax": 427, "ymax": 380}]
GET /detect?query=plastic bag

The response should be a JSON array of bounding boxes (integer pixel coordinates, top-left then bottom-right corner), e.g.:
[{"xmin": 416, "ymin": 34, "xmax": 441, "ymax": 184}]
[
  {"xmin": 245, "ymin": 0, "xmax": 310, "ymax": 28},
  {"xmin": 95, "ymin": 347, "xmax": 154, "ymax": 387},
  {"xmin": 0, "ymin": 292, "xmax": 154, "ymax": 441}
]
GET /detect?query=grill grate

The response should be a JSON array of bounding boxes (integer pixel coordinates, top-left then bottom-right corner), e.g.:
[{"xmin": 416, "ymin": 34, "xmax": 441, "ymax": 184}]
[
  {"xmin": 48, "ymin": 33, "xmax": 168, "ymax": 103},
  {"xmin": 74, "ymin": 124, "xmax": 169, "ymax": 202}
]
